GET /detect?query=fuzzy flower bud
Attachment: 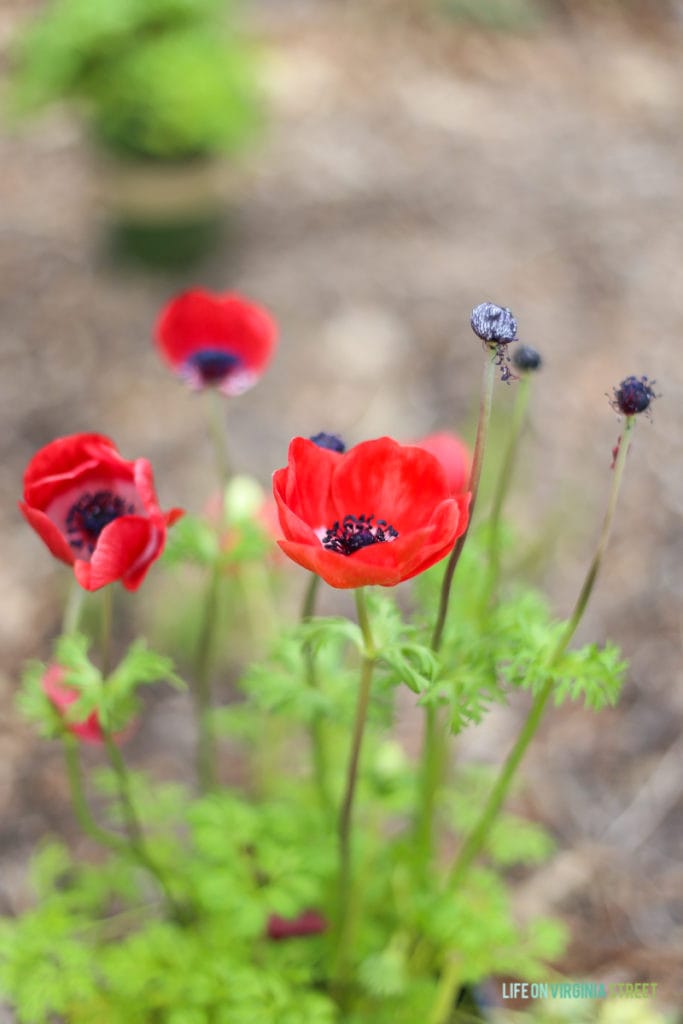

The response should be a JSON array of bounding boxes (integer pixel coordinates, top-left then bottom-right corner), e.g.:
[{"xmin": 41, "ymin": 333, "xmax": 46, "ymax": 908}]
[
  {"xmin": 470, "ymin": 302, "xmax": 518, "ymax": 344},
  {"xmin": 611, "ymin": 376, "xmax": 656, "ymax": 416},
  {"xmin": 512, "ymin": 345, "xmax": 542, "ymax": 372}
]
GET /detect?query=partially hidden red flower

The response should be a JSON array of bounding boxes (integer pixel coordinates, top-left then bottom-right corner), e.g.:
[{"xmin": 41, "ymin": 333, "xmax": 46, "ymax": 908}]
[
  {"xmin": 155, "ymin": 288, "xmax": 278, "ymax": 395},
  {"xmin": 20, "ymin": 433, "xmax": 183, "ymax": 591},
  {"xmin": 266, "ymin": 909, "xmax": 327, "ymax": 941},
  {"xmin": 413, "ymin": 432, "xmax": 470, "ymax": 497},
  {"xmin": 41, "ymin": 664, "xmax": 129, "ymax": 745},
  {"xmin": 273, "ymin": 437, "xmax": 470, "ymax": 589}
]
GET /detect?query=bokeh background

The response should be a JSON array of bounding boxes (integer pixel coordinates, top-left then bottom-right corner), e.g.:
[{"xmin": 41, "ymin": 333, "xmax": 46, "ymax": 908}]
[{"xmin": 1, "ymin": 0, "xmax": 682, "ymax": 1014}]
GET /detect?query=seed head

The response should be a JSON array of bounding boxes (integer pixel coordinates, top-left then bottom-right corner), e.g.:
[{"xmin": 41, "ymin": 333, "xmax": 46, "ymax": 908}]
[
  {"xmin": 611, "ymin": 376, "xmax": 657, "ymax": 417},
  {"xmin": 470, "ymin": 302, "xmax": 518, "ymax": 344}
]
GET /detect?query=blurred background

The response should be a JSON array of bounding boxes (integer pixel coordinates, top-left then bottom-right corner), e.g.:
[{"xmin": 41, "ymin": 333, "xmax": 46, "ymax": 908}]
[{"xmin": 1, "ymin": 0, "xmax": 682, "ymax": 1015}]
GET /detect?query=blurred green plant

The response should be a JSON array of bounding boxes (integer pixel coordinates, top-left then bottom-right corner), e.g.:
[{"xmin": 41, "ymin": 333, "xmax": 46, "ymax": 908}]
[{"xmin": 7, "ymin": 0, "xmax": 261, "ymax": 161}]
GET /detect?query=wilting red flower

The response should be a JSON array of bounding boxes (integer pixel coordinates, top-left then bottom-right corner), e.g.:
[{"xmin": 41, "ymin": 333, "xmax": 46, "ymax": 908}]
[
  {"xmin": 413, "ymin": 432, "xmax": 470, "ymax": 496},
  {"xmin": 273, "ymin": 437, "xmax": 470, "ymax": 589},
  {"xmin": 41, "ymin": 664, "xmax": 109, "ymax": 744},
  {"xmin": 155, "ymin": 288, "xmax": 277, "ymax": 395},
  {"xmin": 266, "ymin": 909, "xmax": 327, "ymax": 941},
  {"xmin": 20, "ymin": 433, "xmax": 183, "ymax": 591}
]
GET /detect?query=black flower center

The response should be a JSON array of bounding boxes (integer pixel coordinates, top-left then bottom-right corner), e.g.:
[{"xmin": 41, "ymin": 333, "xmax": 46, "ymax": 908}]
[
  {"xmin": 322, "ymin": 514, "xmax": 398, "ymax": 556},
  {"xmin": 66, "ymin": 491, "xmax": 135, "ymax": 552},
  {"xmin": 188, "ymin": 349, "xmax": 240, "ymax": 385}
]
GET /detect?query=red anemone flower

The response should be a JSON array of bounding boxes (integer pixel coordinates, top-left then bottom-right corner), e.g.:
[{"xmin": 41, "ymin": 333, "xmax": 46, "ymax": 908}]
[
  {"xmin": 273, "ymin": 437, "xmax": 470, "ymax": 589},
  {"xmin": 155, "ymin": 288, "xmax": 277, "ymax": 395},
  {"xmin": 41, "ymin": 664, "xmax": 133, "ymax": 745},
  {"xmin": 20, "ymin": 433, "xmax": 183, "ymax": 591},
  {"xmin": 413, "ymin": 432, "xmax": 470, "ymax": 496}
]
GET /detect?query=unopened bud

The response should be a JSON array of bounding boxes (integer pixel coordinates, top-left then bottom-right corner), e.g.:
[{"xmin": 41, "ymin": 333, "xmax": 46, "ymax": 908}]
[
  {"xmin": 309, "ymin": 432, "xmax": 346, "ymax": 453},
  {"xmin": 512, "ymin": 345, "xmax": 542, "ymax": 372}
]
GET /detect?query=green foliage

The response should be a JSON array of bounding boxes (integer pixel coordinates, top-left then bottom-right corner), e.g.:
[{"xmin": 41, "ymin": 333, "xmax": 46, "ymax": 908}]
[
  {"xmin": 163, "ymin": 514, "xmax": 221, "ymax": 567},
  {"xmin": 8, "ymin": 0, "xmax": 262, "ymax": 160},
  {"xmin": 17, "ymin": 634, "xmax": 182, "ymax": 737},
  {"xmin": 414, "ymin": 535, "xmax": 627, "ymax": 732},
  {"xmin": 6, "ymin": 502, "xmax": 634, "ymax": 1022}
]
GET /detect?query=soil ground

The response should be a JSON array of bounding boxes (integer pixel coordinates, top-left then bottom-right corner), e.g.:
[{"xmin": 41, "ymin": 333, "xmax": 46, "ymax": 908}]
[{"xmin": 1, "ymin": 0, "xmax": 682, "ymax": 1013}]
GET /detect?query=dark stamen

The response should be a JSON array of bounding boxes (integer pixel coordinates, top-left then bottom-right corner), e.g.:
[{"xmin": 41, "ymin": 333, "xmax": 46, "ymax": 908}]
[
  {"xmin": 188, "ymin": 349, "xmax": 240, "ymax": 385},
  {"xmin": 66, "ymin": 491, "xmax": 135, "ymax": 553},
  {"xmin": 322, "ymin": 513, "xmax": 398, "ymax": 556}
]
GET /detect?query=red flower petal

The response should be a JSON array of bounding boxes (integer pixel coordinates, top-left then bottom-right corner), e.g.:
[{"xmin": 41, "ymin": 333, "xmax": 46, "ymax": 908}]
[
  {"xmin": 273, "ymin": 436, "xmax": 470, "ymax": 589},
  {"xmin": 42, "ymin": 664, "xmax": 104, "ymax": 744},
  {"xmin": 155, "ymin": 289, "xmax": 277, "ymax": 389},
  {"xmin": 19, "ymin": 502, "xmax": 75, "ymax": 565},
  {"xmin": 22, "ymin": 434, "xmax": 183, "ymax": 591},
  {"xmin": 274, "ymin": 438, "xmax": 340, "ymax": 530},
  {"xmin": 23, "ymin": 433, "xmax": 126, "ymax": 510},
  {"xmin": 73, "ymin": 516, "xmax": 162, "ymax": 592},
  {"xmin": 330, "ymin": 437, "xmax": 450, "ymax": 532},
  {"xmin": 414, "ymin": 432, "xmax": 470, "ymax": 496}
]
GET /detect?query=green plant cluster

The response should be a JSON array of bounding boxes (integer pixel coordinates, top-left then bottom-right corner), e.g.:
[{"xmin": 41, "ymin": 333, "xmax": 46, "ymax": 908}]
[
  {"xmin": 0, "ymin": 522, "xmax": 622, "ymax": 1022},
  {"xmin": 7, "ymin": 0, "xmax": 261, "ymax": 160}
]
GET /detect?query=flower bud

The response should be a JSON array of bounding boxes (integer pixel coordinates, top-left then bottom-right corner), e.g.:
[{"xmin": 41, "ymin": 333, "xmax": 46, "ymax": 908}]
[
  {"xmin": 512, "ymin": 345, "xmax": 542, "ymax": 372},
  {"xmin": 309, "ymin": 432, "xmax": 346, "ymax": 453},
  {"xmin": 470, "ymin": 302, "xmax": 518, "ymax": 344},
  {"xmin": 611, "ymin": 376, "xmax": 656, "ymax": 416}
]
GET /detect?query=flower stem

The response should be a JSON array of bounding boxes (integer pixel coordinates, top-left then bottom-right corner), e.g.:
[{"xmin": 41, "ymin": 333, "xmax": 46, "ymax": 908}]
[
  {"xmin": 62, "ymin": 580, "xmax": 85, "ymax": 636},
  {"xmin": 429, "ymin": 416, "xmax": 637, "ymax": 1024},
  {"xmin": 332, "ymin": 587, "xmax": 375, "ymax": 994},
  {"xmin": 301, "ymin": 574, "xmax": 332, "ymax": 813},
  {"xmin": 95, "ymin": 591, "xmax": 184, "ymax": 918},
  {"xmin": 100, "ymin": 586, "xmax": 113, "ymax": 678},
  {"xmin": 431, "ymin": 349, "xmax": 497, "ymax": 652},
  {"xmin": 486, "ymin": 373, "xmax": 532, "ymax": 597},
  {"xmin": 102, "ymin": 730, "xmax": 182, "ymax": 918},
  {"xmin": 63, "ymin": 739, "xmax": 126, "ymax": 854},
  {"xmin": 206, "ymin": 388, "xmax": 231, "ymax": 492},
  {"xmin": 193, "ymin": 560, "xmax": 221, "ymax": 792},
  {"xmin": 414, "ymin": 351, "xmax": 497, "ymax": 868}
]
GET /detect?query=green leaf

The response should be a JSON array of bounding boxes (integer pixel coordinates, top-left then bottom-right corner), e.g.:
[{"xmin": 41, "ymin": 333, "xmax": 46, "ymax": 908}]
[
  {"xmin": 379, "ymin": 643, "xmax": 440, "ymax": 694},
  {"xmin": 162, "ymin": 514, "xmax": 220, "ymax": 567},
  {"xmin": 297, "ymin": 616, "xmax": 364, "ymax": 655}
]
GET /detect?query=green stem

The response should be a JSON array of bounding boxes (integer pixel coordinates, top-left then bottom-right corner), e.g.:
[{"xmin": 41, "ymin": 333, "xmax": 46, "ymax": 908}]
[
  {"xmin": 414, "ymin": 351, "xmax": 497, "ymax": 868},
  {"xmin": 301, "ymin": 574, "xmax": 332, "ymax": 813},
  {"xmin": 62, "ymin": 580, "xmax": 85, "ymax": 636},
  {"xmin": 96, "ymin": 581, "xmax": 183, "ymax": 917},
  {"xmin": 429, "ymin": 957, "xmax": 463, "ymax": 1024},
  {"xmin": 429, "ymin": 417, "xmax": 637, "ymax": 1024},
  {"xmin": 431, "ymin": 350, "xmax": 497, "ymax": 653},
  {"xmin": 450, "ymin": 416, "xmax": 636, "ymax": 885},
  {"xmin": 486, "ymin": 373, "xmax": 532, "ymax": 596},
  {"xmin": 63, "ymin": 739, "xmax": 126, "ymax": 854},
  {"xmin": 206, "ymin": 388, "xmax": 231, "ymax": 492},
  {"xmin": 103, "ymin": 731, "xmax": 181, "ymax": 917},
  {"xmin": 301, "ymin": 572, "xmax": 321, "ymax": 622},
  {"xmin": 332, "ymin": 588, "xmax": 375, "ymax": 994},
  {"xmin": 100, "ymin": 587, "xmax": 113, "ymax": 678},
  {"xmin": 194, "ymin": 561, "xmax": 221, "ymax": 792}
]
